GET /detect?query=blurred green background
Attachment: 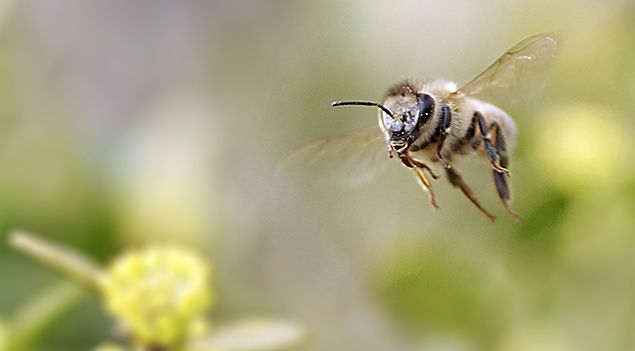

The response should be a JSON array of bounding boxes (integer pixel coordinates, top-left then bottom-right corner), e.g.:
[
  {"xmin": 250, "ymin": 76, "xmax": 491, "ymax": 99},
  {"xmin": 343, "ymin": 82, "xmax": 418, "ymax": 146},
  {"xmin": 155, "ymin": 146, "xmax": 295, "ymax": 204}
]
[{"xmin": 1, "ymin": 0, "xmax": 635, "ymax": 350}]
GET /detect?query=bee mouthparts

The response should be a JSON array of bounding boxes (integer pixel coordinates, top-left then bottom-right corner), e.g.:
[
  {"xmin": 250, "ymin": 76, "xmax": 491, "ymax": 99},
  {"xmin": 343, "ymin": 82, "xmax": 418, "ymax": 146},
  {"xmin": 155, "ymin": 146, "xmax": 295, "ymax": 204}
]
[{"xmin": 390, "ymin": 141, "xmax": 408, "ymax": 154}]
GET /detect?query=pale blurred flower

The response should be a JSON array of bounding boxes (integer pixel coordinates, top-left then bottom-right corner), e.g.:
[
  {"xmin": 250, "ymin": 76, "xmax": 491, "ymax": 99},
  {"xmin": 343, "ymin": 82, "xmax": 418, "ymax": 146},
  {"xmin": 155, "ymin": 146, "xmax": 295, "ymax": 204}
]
[
  {"xmin": 100, "ymin": 245, "xmax": 213, "ymax": 348},
  {"xmin": 496, "ymin": 327, "xmax": 570, "ymax": 351},
  {"xmin": 190, "ymin": 318, "xmax": 305, "ymax": 351},
  {"xmin": 92, "ymin": 342, "xmax": 127, "ymax": 351},
  {"xmin": 0, "ymin": 320, "xmax": 7, "ymax": 351},
  {"xmin": 116, "ymin": 96, "xmax": 220, "ymax": 244},
  {"xmin": 534, "ymin": 104, "xmax": 626, "ymax": 193},
  {"xmin": 560, "ymin": 191, "xmax": 634, "ymax": 268}
]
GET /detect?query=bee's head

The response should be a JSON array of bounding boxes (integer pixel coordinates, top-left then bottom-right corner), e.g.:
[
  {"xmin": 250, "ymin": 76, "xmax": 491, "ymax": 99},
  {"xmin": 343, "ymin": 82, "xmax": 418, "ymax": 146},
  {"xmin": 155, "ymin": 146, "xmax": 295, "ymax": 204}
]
[
  {"xmin": 381, "ymin": 91, "xmax": 434, "ymax": 153},
  {"xmin": 332, "ymin": 91, "xmax": 434, "ymax": 155}
]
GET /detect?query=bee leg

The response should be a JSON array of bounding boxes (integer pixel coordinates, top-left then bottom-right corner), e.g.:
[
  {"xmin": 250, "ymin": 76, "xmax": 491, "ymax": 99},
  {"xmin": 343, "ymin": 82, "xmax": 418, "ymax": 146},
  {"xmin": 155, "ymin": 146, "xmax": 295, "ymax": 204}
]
[
  {"xmin": 475, "ymin": 112, "xmax": 511, "ymax": 176},
  {"xmin": 413, "ymin": 166, "xmax": 439, "ymax": 209},
  {"xmin": 398, "ymin": 153, "xmax": 439, "ymax": 208},
  {"xmin": 445, "ymin": 167, "xmax": 496, "ymax": 221},
  {"xmin": 408, "ymin": 156, "xmax": 440, "ymax": 179},
  {"xmin": 491, "ymin": 126, "xmax": 522, "ymax": 221},
  {"xmin": 435, "ymin": 105, "xmax": 453, "ymax": 169},
  {"xmin": 399, "ymin": 153, "xmax": 439, "ymax": 179}
]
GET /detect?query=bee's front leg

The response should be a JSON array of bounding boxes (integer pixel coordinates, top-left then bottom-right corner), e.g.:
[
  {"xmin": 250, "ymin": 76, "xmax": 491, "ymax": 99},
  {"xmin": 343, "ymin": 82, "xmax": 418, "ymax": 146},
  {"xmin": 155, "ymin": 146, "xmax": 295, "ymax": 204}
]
[
  {"xmin": 413, "ymin": 166, "xmax": 438, "ymax": 209},
  {"xmin": 399, "ymin": 153, "xmax": 439, "ymax": 208},
  {"xmin": 400, "ymin": 153, "xmax": 439, "ymax": 179},
  {"xmin": 388, "ymin": 144, "xmax": 396, "ymax": 158}
]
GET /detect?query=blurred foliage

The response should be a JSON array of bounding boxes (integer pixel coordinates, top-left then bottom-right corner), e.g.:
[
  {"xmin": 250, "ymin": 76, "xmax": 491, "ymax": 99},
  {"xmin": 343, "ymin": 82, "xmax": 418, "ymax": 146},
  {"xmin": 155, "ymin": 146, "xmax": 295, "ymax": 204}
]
[
  {"xmin": 8, "ymin": 231, "xmax": 304, "ymax": 351},
  {"xmin": 379, "ymin": 246, "xmax": 486, "ymax": 333}
]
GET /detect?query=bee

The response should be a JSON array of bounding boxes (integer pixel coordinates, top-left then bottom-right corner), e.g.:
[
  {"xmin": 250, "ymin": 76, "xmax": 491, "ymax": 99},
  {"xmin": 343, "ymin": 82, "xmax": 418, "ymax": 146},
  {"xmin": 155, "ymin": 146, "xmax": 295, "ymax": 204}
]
[{"xmin": 284, "ymin": 33, "xmax": 558, "ymax": 221}]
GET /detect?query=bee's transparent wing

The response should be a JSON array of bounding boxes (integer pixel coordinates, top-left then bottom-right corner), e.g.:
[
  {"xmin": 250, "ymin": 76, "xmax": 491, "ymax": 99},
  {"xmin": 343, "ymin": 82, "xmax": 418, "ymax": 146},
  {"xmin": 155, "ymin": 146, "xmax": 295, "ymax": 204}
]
[
  {"xmin": 278, "ymin": 127, "xmax": 388, "ymax": 187},
  {"xmin": 456, "ymin": 32, "xmax": 559, "ymax": 105}
]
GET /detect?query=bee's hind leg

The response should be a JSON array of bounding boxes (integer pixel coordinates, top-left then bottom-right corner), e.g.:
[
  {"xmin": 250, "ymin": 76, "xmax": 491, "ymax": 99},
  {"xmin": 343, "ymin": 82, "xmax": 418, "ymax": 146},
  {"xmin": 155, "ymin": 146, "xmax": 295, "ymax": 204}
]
[
  {"xmin": 491, "ymin": 124, "xmax": 522, "ymax": 221},
  {"xmin": 445, "ymin": 166, "xmax": 496, "ymax": 221},
  {"xmin": 475, "ymin": 112, "xmax": 511, "ymax": 176}
]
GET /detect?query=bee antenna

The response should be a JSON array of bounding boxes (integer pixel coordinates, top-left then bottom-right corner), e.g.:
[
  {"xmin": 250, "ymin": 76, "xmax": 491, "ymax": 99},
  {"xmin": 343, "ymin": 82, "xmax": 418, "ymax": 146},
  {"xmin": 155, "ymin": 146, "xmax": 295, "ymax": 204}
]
[{"xmin": 331, "ymin": 100, "xmax": 394, "ymax": 117}]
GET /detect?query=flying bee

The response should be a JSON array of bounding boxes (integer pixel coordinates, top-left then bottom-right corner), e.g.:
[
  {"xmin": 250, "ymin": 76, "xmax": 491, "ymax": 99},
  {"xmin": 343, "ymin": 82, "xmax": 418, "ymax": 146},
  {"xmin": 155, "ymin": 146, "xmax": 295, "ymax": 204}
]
[{"xmin": 283, "ymin": 33, "xmax": 558, "ymax": 221}]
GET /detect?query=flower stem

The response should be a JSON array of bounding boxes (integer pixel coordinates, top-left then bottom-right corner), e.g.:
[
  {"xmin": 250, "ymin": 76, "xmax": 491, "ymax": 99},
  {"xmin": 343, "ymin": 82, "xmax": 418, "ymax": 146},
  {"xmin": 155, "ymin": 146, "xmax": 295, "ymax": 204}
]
[{"xmin": 8, "ymin": 229, "xmax": 104, "ymax": 290}]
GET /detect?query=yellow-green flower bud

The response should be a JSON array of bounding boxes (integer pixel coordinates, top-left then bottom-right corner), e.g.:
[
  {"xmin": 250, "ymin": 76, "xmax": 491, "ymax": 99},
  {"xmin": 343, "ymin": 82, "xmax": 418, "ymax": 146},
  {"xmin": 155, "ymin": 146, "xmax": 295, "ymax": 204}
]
[{"xmin": 100, "ymin": 246, "xmax": 213, "ymax": 348}]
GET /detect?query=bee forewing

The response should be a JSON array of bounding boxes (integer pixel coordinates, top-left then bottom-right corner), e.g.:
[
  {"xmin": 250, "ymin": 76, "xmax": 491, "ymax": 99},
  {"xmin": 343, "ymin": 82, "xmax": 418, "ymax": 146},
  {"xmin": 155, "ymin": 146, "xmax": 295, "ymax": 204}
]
[
  {"xmin": 457, "ymin": 32, "xmax": 559, "ymax": 106},
  {"xmin": 278, "ymin": 127, "xmax": 388, "ymax": 186}
]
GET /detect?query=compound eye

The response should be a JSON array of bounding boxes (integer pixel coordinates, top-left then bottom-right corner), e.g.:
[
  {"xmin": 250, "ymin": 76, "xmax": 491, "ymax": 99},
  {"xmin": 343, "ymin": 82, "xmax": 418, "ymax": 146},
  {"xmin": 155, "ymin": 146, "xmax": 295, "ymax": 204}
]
[{"xmin": 417, "ymin": 93, "xmax": 436, "ymax": 123}]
